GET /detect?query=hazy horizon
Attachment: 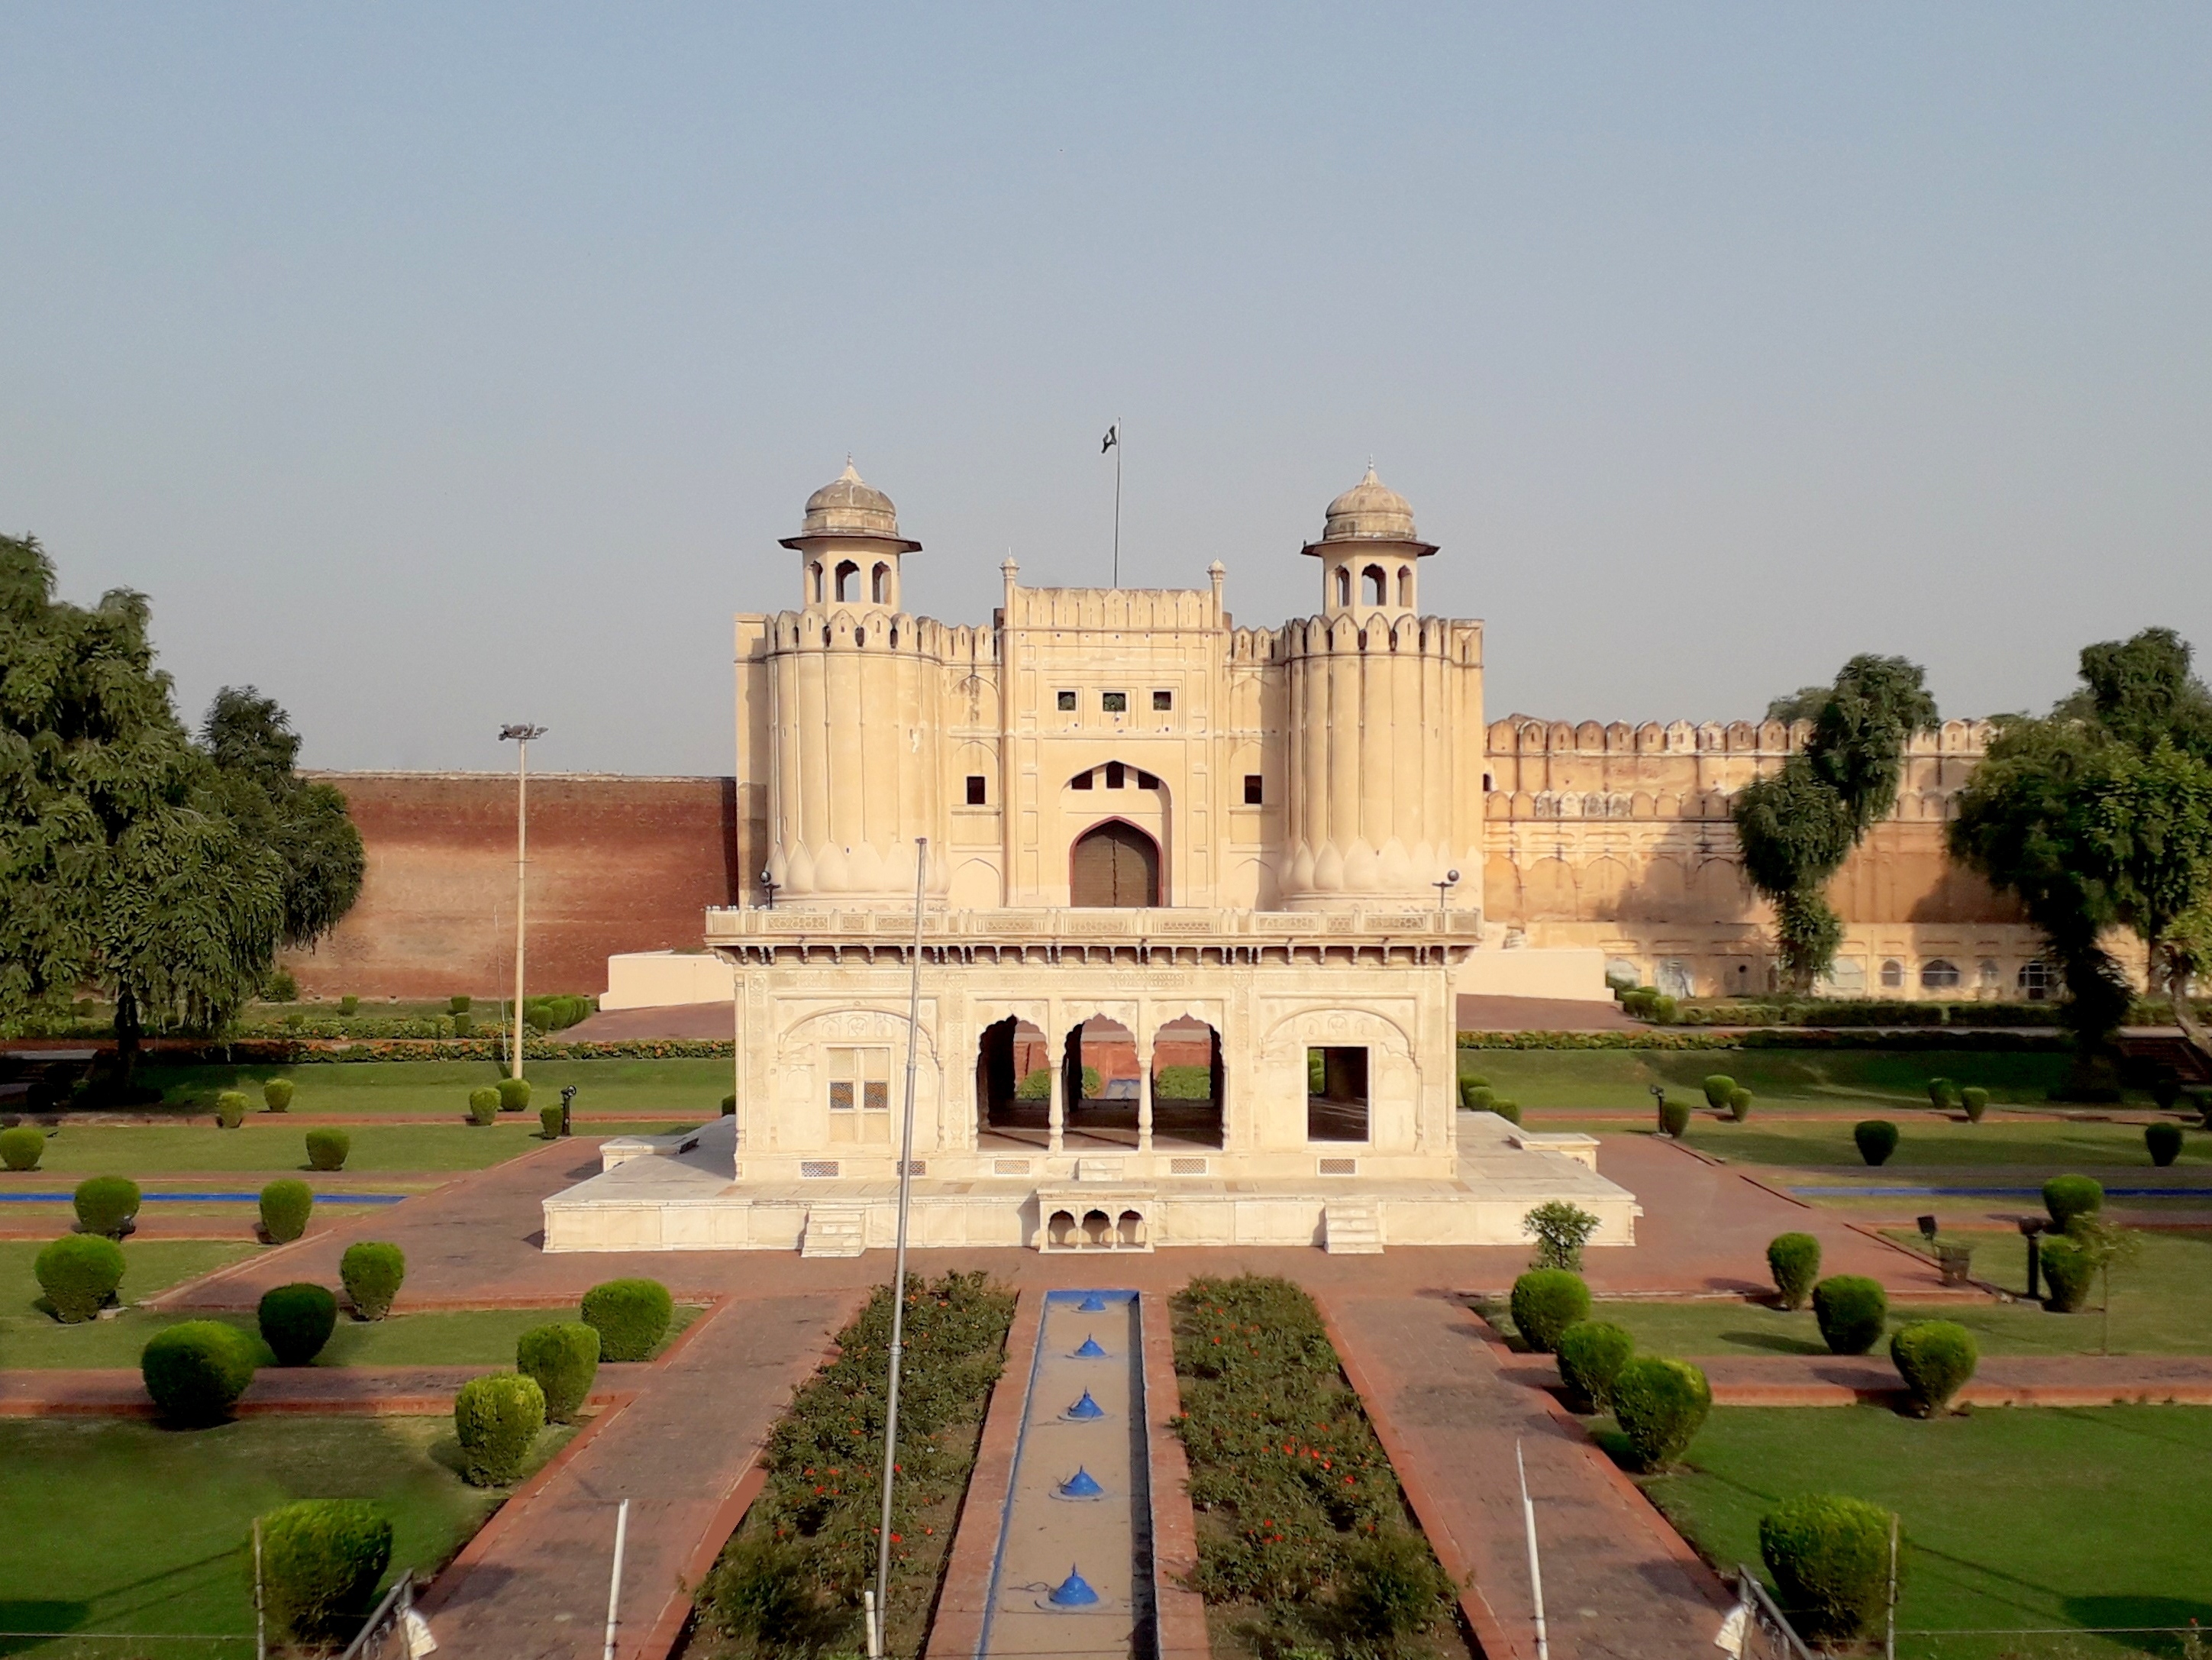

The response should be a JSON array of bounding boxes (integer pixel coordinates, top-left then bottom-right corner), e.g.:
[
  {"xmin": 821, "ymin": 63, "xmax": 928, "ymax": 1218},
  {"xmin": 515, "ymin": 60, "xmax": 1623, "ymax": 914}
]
[{"xmin": 5, "ymin": 5, "xmax": 2207, "ymax": 773}]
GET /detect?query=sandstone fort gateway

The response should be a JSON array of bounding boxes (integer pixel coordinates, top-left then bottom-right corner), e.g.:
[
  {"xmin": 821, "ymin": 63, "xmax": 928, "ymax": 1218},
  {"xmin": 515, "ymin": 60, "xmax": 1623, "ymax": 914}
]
[{"xmin": 282, "ymin": 464, "xmax": 2049, "ymax": 1255}]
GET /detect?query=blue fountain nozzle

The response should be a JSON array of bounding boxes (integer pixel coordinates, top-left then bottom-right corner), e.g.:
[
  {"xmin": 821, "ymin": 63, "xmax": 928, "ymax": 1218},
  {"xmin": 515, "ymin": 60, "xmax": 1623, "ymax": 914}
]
[
  {"xmin": 1049, "ymin": 1565, "xmax": 1101, "ymax": 1607},
  {"xmin": 1078, "ymin": 1292, "xmax": 1109, "ymax": 1312},
  {"xmin": 1073, "ymin": 1334, "xmax": 1108, "ymax": 1358},
  {"xmin": 1059, "ymin": 1466, "xmax": 1105, "ymax": 1498},
  {"xmin": 1066, "ymin": 1390, "xmax": 1105, "ymax": 1420}
]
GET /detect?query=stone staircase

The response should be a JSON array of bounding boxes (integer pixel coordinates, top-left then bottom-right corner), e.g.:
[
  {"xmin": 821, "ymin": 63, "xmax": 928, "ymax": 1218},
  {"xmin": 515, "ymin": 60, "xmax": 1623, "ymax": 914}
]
[
  {"xmin": 799, "ymin": 1205, "xmax": 868, "ymax": 1258},
  {"xmin": 1322, "ymin": 1199, "xmax": 1384, "ymax": 1255}
]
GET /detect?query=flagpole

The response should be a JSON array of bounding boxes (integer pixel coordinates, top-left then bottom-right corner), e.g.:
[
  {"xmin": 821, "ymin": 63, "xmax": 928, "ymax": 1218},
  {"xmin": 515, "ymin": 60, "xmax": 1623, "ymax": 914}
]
[{"xmin": 1112, "ymin": 417, "xmax": 1122, "ymax": 588}]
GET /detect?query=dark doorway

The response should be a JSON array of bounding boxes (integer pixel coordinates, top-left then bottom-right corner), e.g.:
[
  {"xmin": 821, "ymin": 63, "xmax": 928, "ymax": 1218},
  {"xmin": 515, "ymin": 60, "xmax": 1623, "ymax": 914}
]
[
  {"xmin": 977, "ymin": 1016, "xmax": 1052, "ymax": 1135},
  {"xmin": 1150, "ymin": 1016, "xmax": 1225, "ymax": 1148},
  {"xmin": 1063, "ymin": 1015, "xmax": 1140, "ymax": 1142},
  {"xmin": 1070, "ymin": 821, "xmax": 1161, "ymax": 907},
  {"xmin": 1307, "ymin": 1045, "xmax": 1370, "ymax": 1142}
]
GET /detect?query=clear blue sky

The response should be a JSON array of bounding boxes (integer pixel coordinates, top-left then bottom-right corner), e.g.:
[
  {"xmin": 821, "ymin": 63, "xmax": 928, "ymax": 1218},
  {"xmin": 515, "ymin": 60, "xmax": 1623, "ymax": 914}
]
[{"xmin": 4, "ymin": 5, "xmax": 2207, "ymax": 773}]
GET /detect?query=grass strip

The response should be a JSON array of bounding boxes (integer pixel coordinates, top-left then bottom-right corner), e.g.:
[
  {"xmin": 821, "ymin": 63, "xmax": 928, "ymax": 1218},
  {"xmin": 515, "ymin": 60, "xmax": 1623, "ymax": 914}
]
[
  {"xmin": 688, "ymin": 1271, "xmax": 1014, "ymax": 1660},
  {"xmin": 1170, "ymin": 1274, "xmax": 1466, "ymax": 1660}
]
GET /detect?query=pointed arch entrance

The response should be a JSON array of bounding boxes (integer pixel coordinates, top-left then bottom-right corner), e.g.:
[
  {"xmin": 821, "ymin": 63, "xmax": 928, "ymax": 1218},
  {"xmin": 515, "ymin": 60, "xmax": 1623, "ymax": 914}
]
[{"xmin": 1070, "ymin": 819, "xmax": 1160, "ymax": 907}]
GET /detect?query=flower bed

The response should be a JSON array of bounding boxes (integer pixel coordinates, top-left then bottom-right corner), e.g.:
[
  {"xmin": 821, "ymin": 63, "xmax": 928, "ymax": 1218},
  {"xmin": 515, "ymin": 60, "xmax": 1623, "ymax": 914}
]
[
  {"xmin": 689, "ymin": 1271, "xmax": 1014, "ymax": 1660},
  {"xmin": 1170, "ymin": 1274, "xmax": 1468, "ymax": 1660},
  {"xmin": 1458, "ymin": 1029, "xmax": 2069, "ymax": 1054}
]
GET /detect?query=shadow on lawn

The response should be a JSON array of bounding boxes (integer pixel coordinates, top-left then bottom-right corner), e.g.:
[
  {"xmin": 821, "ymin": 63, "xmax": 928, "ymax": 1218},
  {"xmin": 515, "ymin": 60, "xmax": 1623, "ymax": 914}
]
[
  {"xmin": 0, "ymin": 1604, "xmax": 93, "ymax": 1652},
  {"xmin": 2062, "ymin": 1597, "xmax": 2212, "ymax": 1656},
  {"xmin": 1715, "ymin": 1329, "xmax": 1829, "ymax": 1356}
]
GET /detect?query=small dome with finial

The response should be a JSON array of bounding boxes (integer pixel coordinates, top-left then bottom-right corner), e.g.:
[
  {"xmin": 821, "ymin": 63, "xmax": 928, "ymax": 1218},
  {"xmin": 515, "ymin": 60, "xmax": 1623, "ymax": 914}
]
[
  {"xmin": 783, "ymin": 459, "xmax": 922, "ymax": 551},
  {"xmin": 1303, "ymin": 465, "xmax": 1437, "ymax": 557}
]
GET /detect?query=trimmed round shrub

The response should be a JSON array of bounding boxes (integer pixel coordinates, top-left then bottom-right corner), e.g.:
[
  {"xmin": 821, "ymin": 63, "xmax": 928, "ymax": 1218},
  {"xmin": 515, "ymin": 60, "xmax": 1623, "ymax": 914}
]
[
  {"xmin": 1507, "ymin": 1269, "xmax": 1590, "ymax": 1355},
  {"xmin": 1853, "ymin": 1120, "xmax": 1899, "ymax": 1166},
  {"xmin": 1, "ymin": 1126, "xmax": 44, "ymax": 1171},
  {"xmin": 2039, "ymin": 1235, "xmax": 2096, "ymax": 1312},
  {"xmin": 141, "ymin": 1320, "xmax": 257, "ymax": 1426},
  {"xmin": 340, "ymin": 1242, "xmax": 405, "ymax": 1320},
  {"xmin": 1960, "ymin": 1086, "xmax": 1988, "ymax": 1123},
  {"xmin": 1927, "ymin": 1077, "xmax": 1962, "ymax": 1110},
  {"xmin": 215, "ymin": 1090, "xmax": 249, "ymax": 1129},
  {"xmin": 258, "ymin": 1282, "xmax": 338, "ymax": 1365},
  {"xmin": 1460, "ymin": 1080, "xmax": 1495, "ymax": 1112},
  {"xmin": 581, "ymin": 1277, "xmax": 675, "ymax": 1361},
  {"xmin": 1490, "ymin": 1098, "xmax": 1523, "ymax": 1126},
  {"xmin": 36, "ymin": 1234, "xmax": 126, "ymax": 1323},
  {"xmin": 1702, "ymin": 1074, "xmax": 1737, "ymax": 1109},
  {"xmin": 496, "ymin": 1077, "xmax": 532, "ymax": 1113},
  {"xmin": 720, "ymin": 1093, "xmax": 737, "ymax": 1116},
  {"xmin": 305, "ymin": 1129, "xmax": 350, "ymax": 1171},
  {"xmin": 262, "ymin": 1078, "xmax": 295, "ymax": 1113},
  {"xmin": 450, "ymin": 1011, "xmax": 473, "ymax": 1037},
  {"xmin": 1608, "ymin": 1357, "xmax": 1711, "ymax": 1471},
  {"xmin": 1658, "ymin": 1096, "xmax": 1691, "ymax": 1138},
  {"xmin": 1890, "ymin": 1319, "xmax": 1977, "ymax": 1415},
  {"xmin": 74, "ymin": 1176, "xmax": 140, "ymax": 1238},
  {"xmin": 1811, "ymin": 1275, "xmax": 1888, "ymax": 1355},
  {"xmin": 2042, "ymin": 1174, "xmax": 2104, "ymax": 1229},
  {"xmin": 454, "ymin": 1372, "xmax": 546, "ymax": 1485},
  {"xmin": 1726, "ymin": 1087, "xmax": 1753, "ymax": 1122},
  {"xmin": 1759, "ymin": 1494, "xmax": 1896, "ymax": 1642},
  {"xmin": 450, "ymin": 994, "xmax": 471, "ymax": 1014},
  {"xmin": 2146, "ymin": 1122, "xmax": 2184, "ymax": 1167},
  {"xmin": 1766, "ymin": 1232, "xmax": 1822, "ymax": 1310},
  {"xmin": 540, "ymin": 1103, "xmax": 563, "ymax": 1138},
  {"xmin": 338, "ymin": 995, "xmax": 360, "ymax": 1016},
  {"xmin": 1554, "ymin": 1320, "xmax": 1634, "ymax": 1411},
  {"xmin": 517, "ymin": 1321, "xmax": 602, "ymax": 1423},
  {"xmin": 466, "ymin": 1087, "xmax": 499, "ymax": 1126},
  {"xmin": 1649, "ymin": 994, "xmax": 1678, "ymax": 1024},
  {"xmin": 257, "ymin": 1498, "xmax": 392, "ymax": 1643},
  {"xmin": 259, "ymin": 1179, "xmax": 314, "ymax": 1244}
]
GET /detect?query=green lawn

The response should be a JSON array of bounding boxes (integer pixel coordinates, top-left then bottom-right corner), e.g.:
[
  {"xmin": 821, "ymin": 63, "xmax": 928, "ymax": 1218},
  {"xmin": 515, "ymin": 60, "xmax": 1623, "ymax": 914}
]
[
  {"xmin": 0, "ymin": 1121, "xmax": 594, "ymax": 1175},
  {"xmin": 1459, "ymin": 1047, "xmax": 2091, "ymax": 1111},
  {"xmin": 135, "ymin": 1055, "xmax": 735, "ymax": 1119},
  {"xmin": 1636, "ymin": 1405, "xmax": 2212, "ymax": 1658},
  {"xmin": 0, "ymin": 1415, "xmax": 572, "ymax": 1649},
  {"xmin": 1651, "ymin": 1117, "xmax": 2208, "ymax": 1169}
]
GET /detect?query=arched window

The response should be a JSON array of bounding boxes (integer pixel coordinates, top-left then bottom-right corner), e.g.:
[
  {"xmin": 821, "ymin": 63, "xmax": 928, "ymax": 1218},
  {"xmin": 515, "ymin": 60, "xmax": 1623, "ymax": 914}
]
[
  {"xmin": 1335, "ymin": 567, "xmax": 1351, "ymax": 606},
  {"xmin": 1920, "ymin": 959, "xmax": 1961, "ymax": 990},
  {"xmin": 1069, "ymin": 820, "xmax": 1161, "ymax": 907},
  {"xmin": 835, "ymin": 560, "xmax": 859, "ymax": 602},
  {"xmin": 1880, "ymin": 959, "xmax": 1904, "ymax": 989},
  {"xmin": 810, "ymin": 562, "xmax": 825, "ymax": 603},
  {"xmin": 1397, "ymin": 566, "xmax": 1413, "ymax": 606},
  {"xmin": 2018, "ymin": 960, "xmax": 2053, "ymax": 1001},
  {"xmin": 871, "ymin": 563, "xmax": 890, "ymax": 603},
  {"xmin": 1362, "ymin": 565, "xmax": 1387, "ymax": 606}
]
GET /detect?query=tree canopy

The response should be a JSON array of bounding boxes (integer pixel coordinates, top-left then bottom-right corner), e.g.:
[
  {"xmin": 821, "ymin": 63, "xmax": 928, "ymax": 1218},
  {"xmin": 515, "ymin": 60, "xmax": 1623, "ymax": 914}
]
[
  {"xmin": 0, "ymin": 536, "xmax": 362, "ymax": 1076},
  {"xmin": 1950, "ymin": 628, "xmax": 2212, "ymax": 1065},
  {"xmin": 1733, "ymin": 654, "xmax": 1938, "ymax": 992}
]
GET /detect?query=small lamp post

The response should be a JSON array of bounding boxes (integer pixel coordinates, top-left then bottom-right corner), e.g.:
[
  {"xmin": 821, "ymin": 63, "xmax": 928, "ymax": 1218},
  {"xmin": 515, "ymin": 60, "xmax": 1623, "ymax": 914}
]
[
  {"xmin": 560, "ymin": 1084, "xmax": 577, "ymax": 1138},
  {"xmin": 759, "ymin": 868, "xmax": 779, "ymax": 911},
  {"xmin": 497, "ymin": 723, "xmax": 547, "ymax": 1084},
  {"xmin": 2017, "ymin": 1215, "xmax": 2046, "ymax": 1301}
]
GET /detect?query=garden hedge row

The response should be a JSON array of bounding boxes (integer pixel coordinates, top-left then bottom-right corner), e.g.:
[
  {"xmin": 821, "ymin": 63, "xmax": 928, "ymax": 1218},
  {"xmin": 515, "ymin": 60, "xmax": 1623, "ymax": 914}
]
[{"xmin": 1458, "ymin": 1029, "xmax": 2070, "ymax": 1053}]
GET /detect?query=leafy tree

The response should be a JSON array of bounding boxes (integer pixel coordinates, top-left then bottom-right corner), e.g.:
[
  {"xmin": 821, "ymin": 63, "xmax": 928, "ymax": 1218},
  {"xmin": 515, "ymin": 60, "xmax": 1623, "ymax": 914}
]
[
  {"xmin": 0, "ymin": 538, "xmax": 359, "ymax": 1090},
  {"xmin": 1764, "ymin": 686, "xmax": 1831, "ymax": 725},
  {"xmin": 200, "ymin": 686, "xmax": 363, "ymax": 947},
  {"xmin": 1735, "ymin": 656, "xmax": 1939, "ymax": 991},
  {"xmin": 1952, "ymin": 629, "xmax": 2212, "ymax": 1069}
]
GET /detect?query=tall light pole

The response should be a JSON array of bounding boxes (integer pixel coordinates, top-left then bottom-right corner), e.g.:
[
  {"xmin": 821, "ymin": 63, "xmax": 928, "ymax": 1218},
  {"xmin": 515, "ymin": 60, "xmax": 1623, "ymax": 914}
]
[{"xmin": 499, "ymin": 724, "xmax": 547, "ymax": 1082}]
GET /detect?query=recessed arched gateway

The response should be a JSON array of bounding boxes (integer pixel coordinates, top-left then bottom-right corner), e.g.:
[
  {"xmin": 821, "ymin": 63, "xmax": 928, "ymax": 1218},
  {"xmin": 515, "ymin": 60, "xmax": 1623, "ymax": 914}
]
[{"xmin": 1069, "ymin": 820, "xmax": 1160, "ymax": 908}]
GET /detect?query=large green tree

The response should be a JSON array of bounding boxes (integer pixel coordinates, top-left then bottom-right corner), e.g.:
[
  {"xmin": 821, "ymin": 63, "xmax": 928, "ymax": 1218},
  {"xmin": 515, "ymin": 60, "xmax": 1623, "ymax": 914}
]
[
  {"xmin": 201, "ymin": 686, "xmax": 363, "ymax": 948},
  {"xmin": 1733, "ymin": 655, "xmax": 1939, "ymax": 992},
  {"xmin": 0, "ymin": 536, "xmax": 360, "ymax": 1086},
  {"xmin": 1950, "ymin": 628, "xmax": 2212, "ymax": 1069}
]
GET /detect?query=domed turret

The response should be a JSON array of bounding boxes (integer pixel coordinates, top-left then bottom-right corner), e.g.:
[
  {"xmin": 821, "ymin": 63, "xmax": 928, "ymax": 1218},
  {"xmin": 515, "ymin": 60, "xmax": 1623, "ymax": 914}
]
[
  {"xmin": 1302, "ymin": 466, "xmax": 1435, "ymax": 615},
  {"xmin": 782, "ymin": 459, "xmax": 921, "ymax": 610}
]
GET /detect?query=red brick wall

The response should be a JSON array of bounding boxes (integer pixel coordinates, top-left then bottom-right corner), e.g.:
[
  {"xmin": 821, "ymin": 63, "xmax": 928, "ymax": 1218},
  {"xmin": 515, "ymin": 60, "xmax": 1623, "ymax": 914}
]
[{"xmin": 279, "ymin": 773, "xmax": 739, "ymax": 1000}]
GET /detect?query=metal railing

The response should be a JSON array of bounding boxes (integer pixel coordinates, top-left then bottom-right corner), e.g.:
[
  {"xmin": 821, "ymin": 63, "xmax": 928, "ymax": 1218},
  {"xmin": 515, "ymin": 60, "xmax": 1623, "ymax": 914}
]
[{"xmin": 1730, "ymin": 1567, "xmax": 1814, "ymax": 1660}]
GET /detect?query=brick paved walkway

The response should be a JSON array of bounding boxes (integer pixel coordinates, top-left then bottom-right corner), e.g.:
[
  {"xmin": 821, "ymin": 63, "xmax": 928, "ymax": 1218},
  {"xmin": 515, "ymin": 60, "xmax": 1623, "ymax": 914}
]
[
  {"xmin": 418, "ymin": 1290, "xmax": 856, "ymax": 1660},
  {"xmin": 1326, "ymin": 1293, "xmax": 1730, "ymax": 1660}
]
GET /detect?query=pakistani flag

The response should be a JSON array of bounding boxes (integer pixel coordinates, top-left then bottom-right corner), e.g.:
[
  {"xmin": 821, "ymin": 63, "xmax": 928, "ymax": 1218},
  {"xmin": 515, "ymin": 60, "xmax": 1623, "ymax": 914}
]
[{"xmin": 1101, "ymin": 422, "xmax": 1119, "ymax": 453}]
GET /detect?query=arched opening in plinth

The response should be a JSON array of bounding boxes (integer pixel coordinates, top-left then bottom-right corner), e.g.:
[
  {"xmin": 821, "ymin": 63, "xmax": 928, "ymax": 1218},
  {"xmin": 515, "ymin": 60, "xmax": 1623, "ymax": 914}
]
[
  {"xmin": 976, "ymin": 1015, "xmax": 1052, "ymax": 1136},
  {"xmin": 1150, "ymin": 1016, "xmax": 1224, "ymax": 1149},
  {"xmin": 1069, "ymin": 819, "xmax": 1160, "ymax": 908}
]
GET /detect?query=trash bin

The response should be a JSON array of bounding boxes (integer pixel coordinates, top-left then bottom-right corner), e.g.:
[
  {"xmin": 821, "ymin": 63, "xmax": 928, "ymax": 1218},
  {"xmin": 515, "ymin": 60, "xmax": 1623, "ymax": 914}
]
[{"xmin": 1936, "ymin": 1239, "xmax": 1975, "ymax": 1287}]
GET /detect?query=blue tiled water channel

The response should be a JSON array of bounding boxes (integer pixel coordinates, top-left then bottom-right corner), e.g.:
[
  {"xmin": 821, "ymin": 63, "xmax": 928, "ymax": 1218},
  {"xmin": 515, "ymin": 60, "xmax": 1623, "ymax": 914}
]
[{"xmin": 978, "ymin": 1289, "xmax": 1156, "ymax": 1660}]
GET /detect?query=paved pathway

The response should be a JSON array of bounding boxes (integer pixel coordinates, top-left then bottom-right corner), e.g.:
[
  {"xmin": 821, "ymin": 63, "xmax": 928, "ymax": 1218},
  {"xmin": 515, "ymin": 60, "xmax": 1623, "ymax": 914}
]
[
  {"xmin": 1326, "ymin": 1292, "xmax": 1729, "ymax": 1660},
  {"xmin": 418, "ymin": 1290, "xmax": 856, "ymax": 1660}
]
